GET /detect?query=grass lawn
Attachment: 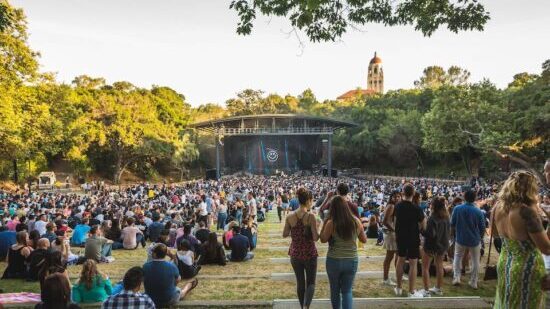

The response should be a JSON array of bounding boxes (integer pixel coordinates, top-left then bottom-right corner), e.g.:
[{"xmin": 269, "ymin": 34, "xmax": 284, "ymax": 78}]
[{"xmin": 0, "ymin": 212, "xmax": 497, "ymax": 303}]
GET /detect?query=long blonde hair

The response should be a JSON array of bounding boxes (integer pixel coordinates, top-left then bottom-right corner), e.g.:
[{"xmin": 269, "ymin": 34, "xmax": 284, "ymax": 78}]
[
  {"xmin": 79, "ymin": 259, "xmax": 101, "ymax": 290},
  {"xmin": 498, "ymin": 170, "xmax": 539, "ymax": 213}
]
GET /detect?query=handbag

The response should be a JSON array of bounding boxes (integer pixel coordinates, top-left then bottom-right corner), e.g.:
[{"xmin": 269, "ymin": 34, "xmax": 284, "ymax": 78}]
[{"xmin": 483, "ymin": 210, "xmax": 498, "ymax": 281}]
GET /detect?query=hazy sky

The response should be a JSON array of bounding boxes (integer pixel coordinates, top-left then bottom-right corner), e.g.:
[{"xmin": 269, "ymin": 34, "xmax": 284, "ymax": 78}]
[{"xmin": 11, "ymin": 0, "xmax": 550, "ymax": 106}]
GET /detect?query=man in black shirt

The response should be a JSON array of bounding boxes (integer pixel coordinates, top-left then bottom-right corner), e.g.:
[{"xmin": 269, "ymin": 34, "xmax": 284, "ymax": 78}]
[{"xmin": 394, "ymin": 183, "xmax": 426, "ymax": 298}]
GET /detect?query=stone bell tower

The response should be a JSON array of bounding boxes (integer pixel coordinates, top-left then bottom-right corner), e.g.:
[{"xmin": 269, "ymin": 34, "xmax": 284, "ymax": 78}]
[{"xmin": 367, "ymin": 52, "xmax": 383, "ymax": 94}]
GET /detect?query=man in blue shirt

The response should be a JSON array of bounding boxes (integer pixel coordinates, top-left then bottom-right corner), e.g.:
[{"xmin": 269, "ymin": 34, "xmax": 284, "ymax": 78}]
[
  {"xmin": 147, "ymin": 213, "xmax": 164, "ymax": 242},
  {"xmin": 289, "ymin": 193, "xmax": 300, "ymax": 211},
  {"xmin": 451, "ymin": 190, "xmax": 485, "ymax": 289},
  {"xmin": 0, "ymin": 227, "xmax": 16, "ymax": 261},
  {"xmin": 227, "ymin": 226, "xmax": 254, "ymax": 262},
  {"xmin": 71, "ymin": 218, "xmax": 91, "ymax": 246},
  {"xmin": 143, "ymin": 244, "xmax": 198, "ymax": 307}
]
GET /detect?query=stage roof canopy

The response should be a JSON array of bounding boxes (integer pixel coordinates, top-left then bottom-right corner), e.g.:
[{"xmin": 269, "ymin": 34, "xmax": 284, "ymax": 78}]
[{"xmin": 191, "ymin": 114, "xmax": 357, "ymax": 135}]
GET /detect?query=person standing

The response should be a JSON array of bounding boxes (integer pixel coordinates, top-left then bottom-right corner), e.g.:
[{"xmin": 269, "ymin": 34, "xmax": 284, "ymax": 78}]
[
  {"xmin": 451, "ymin": 190, "xmax": 485, "ymax": 289},
  {"xmin": 319, "ymin": 183, "xmax": 360, "ymax": 219},
  {"xmin": 381, "ymin": 191, "xmax": 400, "ymax": 286},
  {"xmin": 217, "ymin": 198, "xmax": 228, "ymax": 230},
  {"xmin": 394, "ymin": 183, "xmax": 426, "ymax": 298},
  {"xmin": 283, "ymin": 188, "xmax": 319, "ymax": 309},
  {"xmin": 493, "ymin": 171, "xmax": 550, "ymax": 308},
  {"xmin": 420, "ymin": 197, "xmax": 451, "ymax": 296},
  {"xmin": 320, "ymin": 196, "xmax": 367, "ymax": 309}
]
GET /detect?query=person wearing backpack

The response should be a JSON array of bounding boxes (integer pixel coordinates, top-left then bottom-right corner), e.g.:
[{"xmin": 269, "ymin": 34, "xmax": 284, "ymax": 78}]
[{"xmin": 283, "ymin": 188, "xmax": 319, "ymax": 309}]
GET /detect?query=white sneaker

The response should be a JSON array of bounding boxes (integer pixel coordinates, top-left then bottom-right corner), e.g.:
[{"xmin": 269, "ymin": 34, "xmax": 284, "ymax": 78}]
[
  {"xmin": 452, "ymin": 278, "xmax": 461, "ymax": 286},
  {"xmin": 394, "ymin": 287, "xmax": 403, "ymax": 296},
  {"xmin": 469, "ymin": 282, "xmax": 478, "ymax": 290},
  {"xmin": 104, "ymin": 256, "xmax": 115, "ymax": 263},
  {"xmin": 429, "ymin": 287, "xmax": 443, "ymax": 296},
  {"xmin": 383, "ymin": 279, "xmax": 397, "ymax": 286},
  {"xmin": 418, "ymin": 289, "xmax": 431, "ymax": 297},
  {"xmin": 409, "ymin": 290, "xmax": 425, "ymax": 298}
]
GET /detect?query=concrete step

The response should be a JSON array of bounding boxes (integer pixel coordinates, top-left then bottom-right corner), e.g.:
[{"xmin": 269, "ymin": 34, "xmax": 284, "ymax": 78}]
[
  {"xmin": 269, "ymin": 256, "xmax": 385, "ymax": 264},
  {"xmin": 271, "ymin": 270, "xmax": 392, "ymax": 281},
  {"xmin": 273, "ymin": 297, "xmax": 491, "ymax": 309}
]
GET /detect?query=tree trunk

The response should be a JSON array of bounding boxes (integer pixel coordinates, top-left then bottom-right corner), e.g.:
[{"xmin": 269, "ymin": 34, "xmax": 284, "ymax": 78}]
[
  {"xmin": 489, "ymin": 148, "xmax": 545, "ymax": 185},
  {"xmin": 461, "ymin": 150, "xmax": 471, "ymax": 176},
  {"xmin": 13, "ymin": 159, "xmax": 18, "ymax": 183},
  {"xmin": 113, "ymin": 155, "xmax": 122, "ymax": 183}
]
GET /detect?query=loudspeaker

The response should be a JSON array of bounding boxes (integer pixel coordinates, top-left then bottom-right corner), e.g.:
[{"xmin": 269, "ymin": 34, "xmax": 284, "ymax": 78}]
[
  {"xmin": 322, "ymin": 169, "xmax": 338, "ymax": 177},
  {"xmin": 205, "ymin": 169, "xmax": 217, "ymax": 180}
]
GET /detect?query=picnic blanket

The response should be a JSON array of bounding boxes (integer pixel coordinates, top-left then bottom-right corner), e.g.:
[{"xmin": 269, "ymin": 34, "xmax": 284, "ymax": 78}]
[{"xmin": 0, "ymin": 292, "xmax": 41, "ymax": 304}]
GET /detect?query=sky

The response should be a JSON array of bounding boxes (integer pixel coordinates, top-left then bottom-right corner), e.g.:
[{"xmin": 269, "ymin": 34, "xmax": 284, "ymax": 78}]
[{"xmin": 10, "ymin": 0, "xmax": 550, "ymax": 106}]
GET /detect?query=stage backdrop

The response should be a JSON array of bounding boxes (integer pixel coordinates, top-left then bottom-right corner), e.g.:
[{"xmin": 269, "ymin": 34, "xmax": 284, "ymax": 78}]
[{"xmin": 223, "ymin": 135, "xmax": 323, "ymax": 174}]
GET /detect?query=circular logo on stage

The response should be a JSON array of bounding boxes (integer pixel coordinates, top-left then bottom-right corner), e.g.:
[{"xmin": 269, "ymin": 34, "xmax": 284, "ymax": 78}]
[{"xmin": 266, "ymin": 148, "xmax": 279, "ymax": 163}]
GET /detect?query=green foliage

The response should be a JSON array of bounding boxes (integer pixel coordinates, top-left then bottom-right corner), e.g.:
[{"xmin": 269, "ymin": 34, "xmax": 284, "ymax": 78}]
[
  {"xmin": 414, "ymin": 65, "xmax": 471, "ymax": 89},
  {"xmin": 230, "ymin": 0, "xmax": 490, "ymax": 42}
]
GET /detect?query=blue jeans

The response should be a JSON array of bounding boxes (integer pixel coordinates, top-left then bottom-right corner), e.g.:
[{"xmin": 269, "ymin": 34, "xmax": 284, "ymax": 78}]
[
  {"xmin": 326, "ymin": 257, "xmax": 358, "ymax": 309},
  {"xmin": 217, "ymin": 213, "xmax": 228, "ymax": 230},
  {"xmin": 236, "ymin": 210, "xmax": 243, "ymax": 225}
]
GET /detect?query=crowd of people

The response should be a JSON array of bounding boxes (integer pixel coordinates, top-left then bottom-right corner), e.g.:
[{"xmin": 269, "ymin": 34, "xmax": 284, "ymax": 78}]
[{"xmin": 0, "ymin": 161, "xmax": 549, "ymax": 309}]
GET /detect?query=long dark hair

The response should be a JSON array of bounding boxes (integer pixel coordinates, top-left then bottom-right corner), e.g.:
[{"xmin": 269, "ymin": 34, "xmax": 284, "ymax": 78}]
[
  {"xmin": 329, "ymin": 196, "xmax": 357, "ymax": 241},
  {"xmin": 431, "ymin": 197, "xmax": 449, "ymax": 220},
  {"xmin": 206, "ymin": 231, "xmax": 219, "ymax": 253},
  {"xmin": 39, "ymin": 250, "xmax": 66, "ymax": 286},
  {"xmin": 41, "ymin": 273, "xmax": 72, "ymax": 309}
]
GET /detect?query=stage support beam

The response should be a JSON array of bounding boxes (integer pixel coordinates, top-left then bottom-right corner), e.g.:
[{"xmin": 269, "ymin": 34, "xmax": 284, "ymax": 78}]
[
  {"xmin": 327, "ymin": 134, "xmax": 333, "ymax": 177},
  {"xmin": 216, "ymin": 134, "xmax": 221, "ymax": 179}
]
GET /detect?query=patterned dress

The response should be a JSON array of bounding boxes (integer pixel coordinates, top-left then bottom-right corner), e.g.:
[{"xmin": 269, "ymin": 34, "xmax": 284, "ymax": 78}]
[
  {"xmin": 288, "ymin": 218, "xmax": 318, "ymax": 260},
  {"xmin": 494, "ymin": 238, "xmax": 546, "ymax": 309}
]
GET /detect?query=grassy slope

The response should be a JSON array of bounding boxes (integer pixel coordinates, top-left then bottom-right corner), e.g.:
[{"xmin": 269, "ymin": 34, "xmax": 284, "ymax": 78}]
[{"xmin": 0, "ymin": 212, "xmax": 497, "ymax": 301}]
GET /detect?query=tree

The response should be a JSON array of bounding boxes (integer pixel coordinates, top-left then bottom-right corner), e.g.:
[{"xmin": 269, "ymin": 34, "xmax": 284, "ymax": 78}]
[
  {"xmin": 0, "ymin": 1, "xmax": 12, "ymax": 31},
  {"xmin": 230, "ymin": 0, "xmax": 490, "ymax": 42},
  {"xmin": 72, "ymin": 75, "xmax": 106, "ymax": 90},
  {"xmin": 414, "ymin": 65, "xmax": 471, "ymax": 89}
]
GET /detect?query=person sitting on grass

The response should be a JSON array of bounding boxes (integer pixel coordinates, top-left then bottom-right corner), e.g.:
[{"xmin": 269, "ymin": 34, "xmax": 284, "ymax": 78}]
[
  {"xmin": 194, "ymin": 221, "xmax": 210, "ymax": 244},
  {"xmin": 175, "ymin": 239, "xmax": 201, "ymax": 279},
  {"xmin": 71, "ymin": 218, "xmax": 90, "ymax": 247},
  {"xmin": 102, "ymin": 266, "xmax": 155, "ymax": 309},
  {"xmin": 146, "ymin": 229, "xmax": 173, "ymax": 262},
  {"xmin": 2, "ymin": 231, "xmax": 32, "ymax": 279},
  {"xmin": 241, "ymin": 219, "xmax": 257, "ymax": 250},
  {"xmin": 143, "ymin": 243, "xmax": 198, "ymax": 307},
  {"xmin": 175, "ymin": 224, "xmax": 201, "ymax": 254},
  {"xmin": 120, "ymin": 217, "xmax": 146, "ymax": 250},
  {"xmin": 198, "ymin": 231, "xmax": 227, "ymax": 266},
  {"xmin": 226, "ymin": 225, "xmax": 254, "ymax": 262},
  {"xmin": 35, "ymin": 273, "xmax": 81, "ymax": 309},
  {"xmin": 27, "ymin": 238, "xmax": 50, "ymax": 281},
  {"xmin": 51, "ymin": 230, "xmax": 79, "ymax": 265},
  {"xmin": 38, "ymin": 250, "xmax": 70, "ymax": 291},
  {"xmin": 72, "ymin": 259, "xmax": 112, "ymax": 303},
  {"xmin": 41, "ymin": 222, "xmax": 57, "ymax": 244},
  {"xmin": 84, "ymin": 225, "xmax": 114, "ymax": 263}
]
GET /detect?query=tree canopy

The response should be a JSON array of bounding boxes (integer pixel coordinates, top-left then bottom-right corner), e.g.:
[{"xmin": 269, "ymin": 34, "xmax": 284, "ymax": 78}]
[{"xmin": 230, "ymin": 0, "xmax": 490, "ymax": 42}]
